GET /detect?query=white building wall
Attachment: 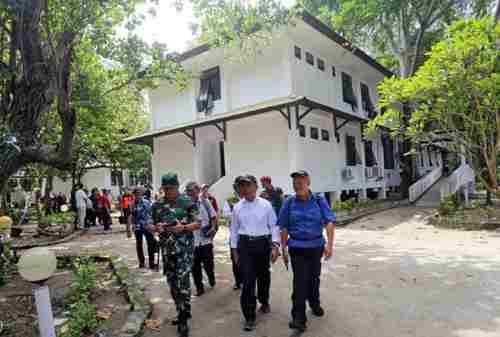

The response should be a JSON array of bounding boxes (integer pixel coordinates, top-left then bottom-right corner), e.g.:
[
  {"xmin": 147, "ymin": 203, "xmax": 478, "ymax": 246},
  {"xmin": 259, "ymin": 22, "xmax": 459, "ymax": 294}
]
[
  {"xmin": 153, "ymin": 133, "xmax": 196, "ymax": 192},
  {"xmin": 224, "ymin": 112, "xmax": 290, "ymax": 195}
]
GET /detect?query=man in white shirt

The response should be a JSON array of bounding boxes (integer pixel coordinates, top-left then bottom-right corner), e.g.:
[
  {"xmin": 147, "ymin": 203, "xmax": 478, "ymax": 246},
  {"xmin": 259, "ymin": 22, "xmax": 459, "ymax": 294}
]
[
  {"xmin": 186, "ymin": 182, "xmax": 218, "ymax": 297},
  {"xmin": 230, "ymin": 175, "xmax": 280, "ymax": 331},
  {"xmin": 74, "ymin": 183, "xmax": 89, "ymax": 230}
]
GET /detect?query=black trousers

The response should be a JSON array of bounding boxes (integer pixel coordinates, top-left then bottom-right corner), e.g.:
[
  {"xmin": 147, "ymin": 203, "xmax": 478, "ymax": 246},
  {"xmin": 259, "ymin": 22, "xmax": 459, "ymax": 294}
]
[
  {"xmin": 192, "ymin": 243, "xmax": 215, "ymax": 291},
  {"xmin": 231, "ymin": 248, "xmax": 242, "ymax": 287},
  {"xmin": 289, "ymin": 246, "xmax": 323, "ymax": 323},
  {"xmin": 134, "ymin": 229, "xmax": 156, "ymax": 267},
  {"xmin": 239, "ymin": 236, "xmax": 271, "ymax": 321}
]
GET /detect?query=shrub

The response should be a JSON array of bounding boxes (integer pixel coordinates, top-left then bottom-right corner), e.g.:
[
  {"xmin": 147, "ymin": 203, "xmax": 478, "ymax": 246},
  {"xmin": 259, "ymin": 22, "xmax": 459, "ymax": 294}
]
[{"xmin": 438, "ymin": 192, "xmax": 461, "ymax": 216}]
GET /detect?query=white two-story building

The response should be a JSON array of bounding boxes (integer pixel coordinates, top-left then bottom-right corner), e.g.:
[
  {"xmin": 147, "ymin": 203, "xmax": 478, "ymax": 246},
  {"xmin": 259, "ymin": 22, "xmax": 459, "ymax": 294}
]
[{"xmin": 126, "ymin": 13, "xmax": 404, "ymax": 204}]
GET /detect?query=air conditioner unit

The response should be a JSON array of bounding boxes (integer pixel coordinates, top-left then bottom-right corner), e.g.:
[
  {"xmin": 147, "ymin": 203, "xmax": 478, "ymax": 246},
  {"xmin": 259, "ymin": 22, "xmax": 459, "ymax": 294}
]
[{"xmin": 342, "ymin": 167, "xmax": 354, "ymax": 181}]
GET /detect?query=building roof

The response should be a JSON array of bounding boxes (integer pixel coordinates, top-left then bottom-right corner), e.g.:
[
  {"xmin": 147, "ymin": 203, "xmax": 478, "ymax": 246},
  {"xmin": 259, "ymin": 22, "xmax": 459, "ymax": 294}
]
[
  {"xmin": 124, "ymin": 96, "xmax": 367, "ymax": 146},
  {"xmin": 176, "ymin": 11, "xmax": 393, "ymax": 77}
]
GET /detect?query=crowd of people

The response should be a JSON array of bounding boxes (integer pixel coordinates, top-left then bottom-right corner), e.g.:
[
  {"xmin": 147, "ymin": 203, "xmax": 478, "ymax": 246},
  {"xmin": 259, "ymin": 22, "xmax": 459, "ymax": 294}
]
[{"xmin": 124, "ymin": 171, "xmax": 335, "ymax": 337}]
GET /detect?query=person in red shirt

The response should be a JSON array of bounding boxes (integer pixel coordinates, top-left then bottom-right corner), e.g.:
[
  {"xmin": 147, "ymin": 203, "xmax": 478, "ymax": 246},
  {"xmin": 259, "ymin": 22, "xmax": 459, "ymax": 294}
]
[{"xmin": 98, "ymin": 189, "xmax": 112, "ymax": 230}]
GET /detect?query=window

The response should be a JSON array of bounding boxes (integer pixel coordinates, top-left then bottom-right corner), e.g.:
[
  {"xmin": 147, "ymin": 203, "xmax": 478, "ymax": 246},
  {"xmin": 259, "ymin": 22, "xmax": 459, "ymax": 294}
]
[
  {"xmin": 382, "ymin": 135, "xmax": 395, "ymax": 169},
  {"xmin": 306, "ymin": 52, "xmax": 314, "ymax": 66},
  {"xmin": 317, "ymin": 58, "xmax": 325, "ymax": 71},
  {"xmin": 361, "ymin": 83, "xmax": 376, "ymax": 118},
  {"xmin": 111, "ymin": 170, "xmax": 123, "ymax": 187},
  {"xmin": 342, "ymin": 72, "xmax": 358, "ymax": 111},
  {"xmin": 294, "ymin": 46, "xmax": 301, "ymax": 59},
  {"xmin": 321, "ymin": 129, "xmax": 330, "ymax": 141},
  {"xmin": 345, "ymin": 135, "xmax": 361, "ymax": 166},
  {"xmin": 332, "ymin": 66, "xmax": 336, "ymax": 77},
  {"xmin": 197, "ymin": 67, "xmax": 221, "ymax": 112},
  {"xmin": 298, "ymin": 124, "xmax": 306, "ymax": 137},
  {"xmin": 310, "ymin": 127, "xmax": 319, "ymax": 140},
  {"xmin": 364, "ymin": 140, "xmax": 377, "ymax": 167}
]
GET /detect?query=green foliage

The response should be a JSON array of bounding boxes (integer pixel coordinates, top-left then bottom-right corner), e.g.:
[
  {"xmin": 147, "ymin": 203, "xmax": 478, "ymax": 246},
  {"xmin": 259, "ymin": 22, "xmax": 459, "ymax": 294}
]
[
  {"xmin": 40, "ymin": 212, "xmax": 76, "ymax": 227},
  {"xmin": 61, "ymin": 257, "xmax": 98, "ymax": 337},
  {"xmin": 370, "ymin": 18, "xmax": 500, "ymax": 192},
  {"xmin": 63, "ymin": 297, "xmax": 98, "ymax": 337},
  {"xmin": 332, "ymin": 199, "xmax": 356, "ymax": 212},
  {"xmin": 438, "ymin": 192, "xmax": 461, "ymax": 216},
  {"xmin": 71, "ymin": 257, "xmax": 98, "ymax": 295}
]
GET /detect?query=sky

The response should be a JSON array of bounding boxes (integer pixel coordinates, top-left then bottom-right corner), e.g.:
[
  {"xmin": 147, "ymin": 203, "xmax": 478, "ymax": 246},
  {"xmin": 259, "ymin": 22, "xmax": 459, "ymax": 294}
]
[{"xmin": 134, "ymin": 0, "xmax": 296, "ymax": 52}]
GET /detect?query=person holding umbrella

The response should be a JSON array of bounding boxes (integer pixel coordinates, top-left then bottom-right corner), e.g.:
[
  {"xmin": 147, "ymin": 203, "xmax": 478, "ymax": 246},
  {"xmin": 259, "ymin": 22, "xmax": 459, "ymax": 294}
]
[{"xmin": 278, "ymin": 170, "xmax": 336, "ymax": 333}]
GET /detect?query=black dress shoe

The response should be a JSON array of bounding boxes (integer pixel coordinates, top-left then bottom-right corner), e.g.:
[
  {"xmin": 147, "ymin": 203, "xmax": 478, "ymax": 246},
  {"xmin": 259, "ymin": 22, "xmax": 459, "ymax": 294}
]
[
  {"xmin": 244, "ymin": 319, "xmax": 256, "ymax": 331},
  {"xmin": 289, "ymin": 320, "xmax": 307, "ymax": 332},
  {"xmin": 311, "ymin": 305, "xmax": 325, "ymax": 317},
  {"xmin": 233, "ymin": 284, "xmax": 241, "ymax": 290},
  {"xmin": 138, "ymin": 262, "xmax": 145, "ymax": 269},
  {"xmin": 258, "ymin": 304, "xmax": 270, "ymax": 314},
  {"xmin": 209, "ymin": 278, "xmax": 216, "ymax": 287},
  {"xmin": 196, "ymin": 288, "xmax": 205, "ymax": 296}
]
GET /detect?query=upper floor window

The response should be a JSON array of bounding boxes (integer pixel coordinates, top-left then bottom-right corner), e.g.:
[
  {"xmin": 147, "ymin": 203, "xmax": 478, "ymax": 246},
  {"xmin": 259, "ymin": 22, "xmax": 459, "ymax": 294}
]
[
  {"xmin": 306, "ymin": 52, "xmax": 314, "ymax": 66},
  {"xmin": 332, "ymin": 66, "xmax": 336, "ymax": 77},
  {"xmin": 317, "ymin": 58, "xmax": 325, "ymax": 71},
  {"xmin": 342, "ymin": 72, "xmax": 358, "ymax": 111},
  {"xmin": 111, "ymin": 170, "xmax": 123, "ymax": 186},
  {"xmin": 294, "ymin": 46, "xmax": 302, "ymax": 59},
  {"xmin": 360, "ymin": 82, "xmax": 376, "ymax": 118},
  {"xmin": 382, "ymin": 134, "xmax": 395, "ymax": 169},
  {"xmin": 310, "ymin": 127, "xmax": 319, "ymax": 140},
  {"xmin": 197, "ymin": 67, "xmax": 221, "ymax": 113}
]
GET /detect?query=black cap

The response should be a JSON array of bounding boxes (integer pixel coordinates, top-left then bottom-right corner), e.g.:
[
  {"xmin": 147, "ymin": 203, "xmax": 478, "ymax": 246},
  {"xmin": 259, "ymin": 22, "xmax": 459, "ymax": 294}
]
[
  {"xmin": 290, "ymin": 170, "xmax": 309, "ymax": 178},
  {"xmin": 237, "ymin": 174, "xmax": 257, "ymax": 185}
]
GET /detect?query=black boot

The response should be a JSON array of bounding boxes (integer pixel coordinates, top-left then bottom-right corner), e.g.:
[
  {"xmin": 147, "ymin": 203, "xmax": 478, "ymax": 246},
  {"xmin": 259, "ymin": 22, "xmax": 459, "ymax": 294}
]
[{"xmin": 177, "ymin": 321, "xmax": 189, "ymax": 337}]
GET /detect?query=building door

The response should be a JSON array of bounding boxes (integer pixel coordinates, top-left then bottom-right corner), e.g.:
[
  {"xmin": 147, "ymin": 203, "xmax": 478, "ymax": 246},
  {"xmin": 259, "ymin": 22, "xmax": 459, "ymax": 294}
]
[{"xmin": 219, "ymin": 141, "xmax": 226, "ymax": 177}]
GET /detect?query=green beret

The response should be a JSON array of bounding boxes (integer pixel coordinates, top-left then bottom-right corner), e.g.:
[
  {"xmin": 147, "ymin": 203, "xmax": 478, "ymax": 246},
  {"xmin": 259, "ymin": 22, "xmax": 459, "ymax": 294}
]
[{"xmin": 161, "ymin": 172, "xmax": 179, "ymax": 186}]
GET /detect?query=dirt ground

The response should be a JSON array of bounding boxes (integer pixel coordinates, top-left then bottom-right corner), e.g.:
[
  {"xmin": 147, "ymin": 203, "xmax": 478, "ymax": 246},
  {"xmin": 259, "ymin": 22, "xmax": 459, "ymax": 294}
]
[{"xmin": 43, "ymin": 206, "xmax": 500, "ymax": 337}]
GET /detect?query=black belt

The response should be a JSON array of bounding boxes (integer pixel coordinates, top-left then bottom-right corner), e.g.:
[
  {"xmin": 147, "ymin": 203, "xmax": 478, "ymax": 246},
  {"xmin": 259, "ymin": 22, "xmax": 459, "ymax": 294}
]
[{"xmin": 239, "ymin": 234, "xmax": 271, "ymax": 241}]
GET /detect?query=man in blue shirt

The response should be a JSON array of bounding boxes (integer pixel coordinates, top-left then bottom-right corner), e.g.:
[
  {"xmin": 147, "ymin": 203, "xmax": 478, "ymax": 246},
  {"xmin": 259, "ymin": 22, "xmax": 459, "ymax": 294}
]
[{"xmin": 278, "ymin": 170, "xmax": 336, "ymax": 333}]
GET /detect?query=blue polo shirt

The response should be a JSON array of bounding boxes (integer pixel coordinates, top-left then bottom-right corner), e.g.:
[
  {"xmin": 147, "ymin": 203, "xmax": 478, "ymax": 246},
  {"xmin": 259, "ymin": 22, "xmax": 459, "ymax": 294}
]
[{"xmin": 278, "ymin": 193, "xmax": 336, "ymax": 248}]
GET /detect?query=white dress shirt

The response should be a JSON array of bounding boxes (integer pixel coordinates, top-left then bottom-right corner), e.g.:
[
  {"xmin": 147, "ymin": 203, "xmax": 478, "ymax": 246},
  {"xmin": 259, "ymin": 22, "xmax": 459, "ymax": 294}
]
[
  {"xmin": 230, "ymin": 196, "xmax": 279, "ymax": 249},
  {"xmin": 75, "ymin": 189, "xmax": 88, "ymax": 209}
]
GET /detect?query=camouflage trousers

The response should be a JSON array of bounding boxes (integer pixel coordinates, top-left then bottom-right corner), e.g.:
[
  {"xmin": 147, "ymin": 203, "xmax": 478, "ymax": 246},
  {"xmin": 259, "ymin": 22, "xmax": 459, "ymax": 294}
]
[{"xmin": 163, "ymin": 241, "xmax": 194, "ymax": 321}]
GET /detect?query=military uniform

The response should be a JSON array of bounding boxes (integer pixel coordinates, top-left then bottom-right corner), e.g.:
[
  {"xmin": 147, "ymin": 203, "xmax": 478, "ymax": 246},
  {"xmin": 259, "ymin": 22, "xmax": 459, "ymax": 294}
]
[{"xmin": 152, "ymin": 174, "xmax": 201, "ymax": 333}]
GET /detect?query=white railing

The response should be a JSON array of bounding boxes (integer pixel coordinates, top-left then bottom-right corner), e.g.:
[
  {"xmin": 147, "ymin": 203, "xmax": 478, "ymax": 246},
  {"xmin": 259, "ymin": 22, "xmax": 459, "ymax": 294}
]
[
  {"xmin": 365, "ymin": 166, "xmax": 382, "ymax": 179},
  {"xmin": 440, "ymin": 164, "xmax": 474, "ymax": 199},
  {"xmin": 409, "ymin": 165, "xmax": 443, "ymax": 202}
]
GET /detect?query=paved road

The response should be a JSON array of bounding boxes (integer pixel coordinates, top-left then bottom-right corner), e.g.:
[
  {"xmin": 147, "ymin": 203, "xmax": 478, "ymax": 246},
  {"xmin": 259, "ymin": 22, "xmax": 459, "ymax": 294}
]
[{"xmin": 52, "ymin": 207, "xmax": 500, "ymax": 337}]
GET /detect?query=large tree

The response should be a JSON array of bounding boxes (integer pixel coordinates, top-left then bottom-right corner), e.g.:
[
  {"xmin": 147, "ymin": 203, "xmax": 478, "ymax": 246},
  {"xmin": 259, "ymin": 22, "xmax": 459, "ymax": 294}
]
[
  {"xmin": 368, "ymin": 17, "xmax": 500, "ymax": 194},
  {"xmin": 0, "ymin": 0, "xmax": 184, "ymax": 191}
]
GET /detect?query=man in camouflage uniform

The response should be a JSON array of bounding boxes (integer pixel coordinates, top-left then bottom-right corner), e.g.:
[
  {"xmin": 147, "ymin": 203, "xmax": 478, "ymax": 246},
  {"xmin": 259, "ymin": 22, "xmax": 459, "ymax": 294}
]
[{"xmin": 151, "ymin": 173, "xmax": 201, "ymax": 337}]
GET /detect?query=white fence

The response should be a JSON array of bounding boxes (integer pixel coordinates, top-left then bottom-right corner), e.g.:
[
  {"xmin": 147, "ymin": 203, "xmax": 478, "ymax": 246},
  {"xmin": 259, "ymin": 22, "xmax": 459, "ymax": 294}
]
[{"xmin": 409, "ymin": 166, "xmax": 443, "ymax": 202}]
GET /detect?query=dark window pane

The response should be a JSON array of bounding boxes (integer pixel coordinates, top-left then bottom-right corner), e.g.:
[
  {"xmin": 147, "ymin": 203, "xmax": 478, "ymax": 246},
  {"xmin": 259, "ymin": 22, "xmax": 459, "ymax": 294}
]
[
  {"xmin": 361, "ymin": 82, "xmax": 376, "ymax": 118},
  {"xmin": 321, "ymin": 129, "xmax": 330, "ymax": 141},
  {"xmin": 298, "ymin": 124, "xmax": 306, "ymax": 137},
  {"xmin": 200, "ymin": 67, "xmax": 221, "ymax": 102},
  {"xmin": 306, "ymin": 52, "xmax": 314, "ymax": 66},
  {"xmin": 342, "ymin": 72, "xmax": 358, "ymax": 111},
  {"xmin": 294, "ymin": 46, "xmax": 301, "ymax": 59},
  {"xmin": 332, "ymin": 66, "xmax": 336, "ymax": 77},
  {"xmin": 345, "ymin": 135, "xmax": 357, "ymax": 166},
  {"xmin": 382, "ymin": 134, "xmax": 395, "ymax": 169},
  {"xmin": 310, "ymin": 127, "xmax": 319, "ymax": 139},
  {"xmin": 317, "ymin": 58, "xmax": 325, "ymax": 71},
  {"xmin": 364, "ymin": 140, "xmax": 377, "ymax": 167}
]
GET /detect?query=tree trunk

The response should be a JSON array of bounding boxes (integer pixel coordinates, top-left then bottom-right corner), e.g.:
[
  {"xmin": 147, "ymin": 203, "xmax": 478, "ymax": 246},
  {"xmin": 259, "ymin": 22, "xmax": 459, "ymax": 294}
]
[{"xmin": 43, "ymin": 174, "xmax": 54, "ymax": 212}]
